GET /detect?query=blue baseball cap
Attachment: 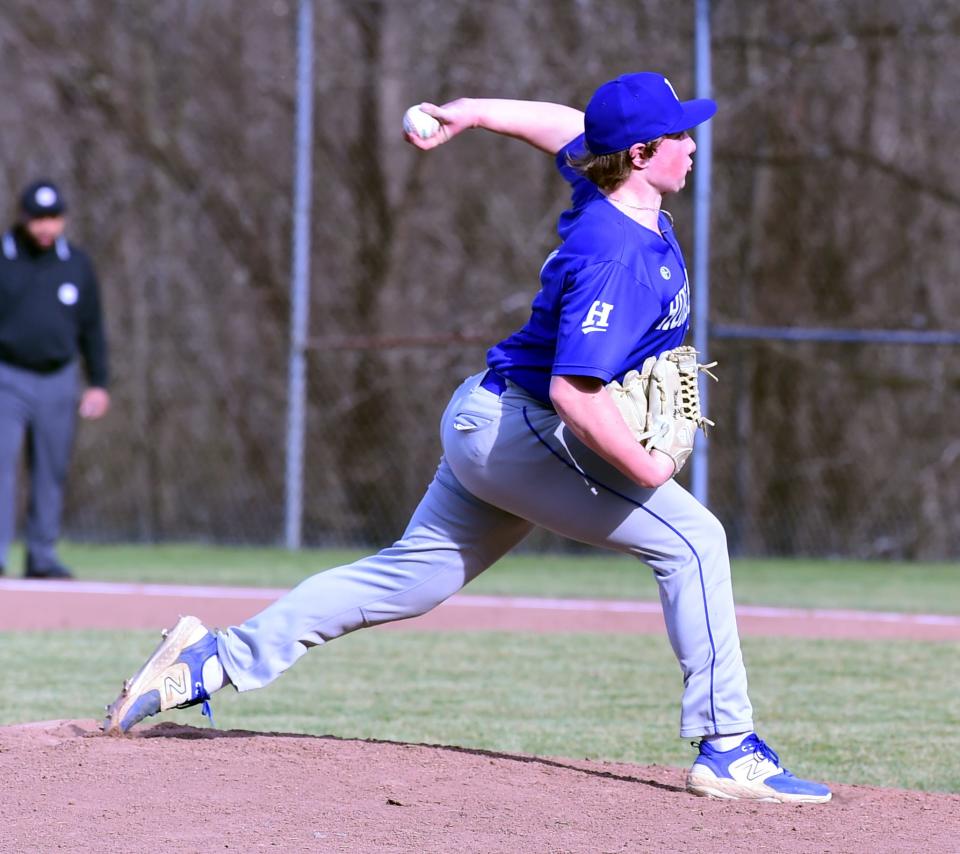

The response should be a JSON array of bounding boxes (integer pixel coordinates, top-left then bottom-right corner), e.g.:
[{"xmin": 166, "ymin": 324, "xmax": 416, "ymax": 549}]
[{"xmin": 584, "ymin": 72, "xmax": 717, "ymax": 155}]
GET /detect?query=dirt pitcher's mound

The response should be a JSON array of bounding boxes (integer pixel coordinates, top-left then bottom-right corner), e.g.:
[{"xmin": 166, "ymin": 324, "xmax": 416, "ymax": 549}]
[{"xmin": 1, "ymin": 720, "xmax": 958, "ymax": 853}]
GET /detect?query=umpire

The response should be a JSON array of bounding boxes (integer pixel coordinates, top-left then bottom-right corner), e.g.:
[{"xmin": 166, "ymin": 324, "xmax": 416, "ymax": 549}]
[{"xmin": 0, "ymin": 180, "xmax": 110, "ymax": 579}]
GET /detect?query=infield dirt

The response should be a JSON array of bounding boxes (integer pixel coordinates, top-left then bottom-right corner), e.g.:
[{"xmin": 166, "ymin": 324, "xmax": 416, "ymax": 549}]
[
  {"xmin": 2, "ymin": 718, "xmax": 958, "ymax": 853},
  {"xmin": 1, "ymin": 584, "xmax": 959, "ymax": 852}
]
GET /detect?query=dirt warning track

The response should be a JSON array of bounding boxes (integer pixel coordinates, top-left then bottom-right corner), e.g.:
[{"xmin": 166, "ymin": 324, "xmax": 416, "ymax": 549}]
[{"xmin": 1, "ymin": 577, "xmax": 959, "ymax": 641}]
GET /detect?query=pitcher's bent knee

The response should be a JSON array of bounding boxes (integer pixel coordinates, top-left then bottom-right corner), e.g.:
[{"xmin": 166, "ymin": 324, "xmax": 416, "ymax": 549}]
[
  {"xmin": 647, "ymin": 506, "xmax": 730, "ymax": 582},
  {"xmin": 690, "ymin": 510, "xmax": 728, "ymax": 556}
]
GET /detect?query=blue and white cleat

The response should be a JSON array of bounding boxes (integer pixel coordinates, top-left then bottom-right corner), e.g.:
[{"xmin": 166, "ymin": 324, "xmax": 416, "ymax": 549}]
[
  {"xmin": 102, "ymin": 615, "xmax": 219, "ymax": 735},
  {"xmin": 686, "ymin": 734, "xmax": 832, "ymax": 804}
]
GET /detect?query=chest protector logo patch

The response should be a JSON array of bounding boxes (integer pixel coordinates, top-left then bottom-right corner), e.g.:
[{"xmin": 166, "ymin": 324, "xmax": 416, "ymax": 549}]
[
  {"xmin": 58, "ymin": 283, "xmax": 79, "ymax": 306},
  {"xmin": 581, "ymin": 300, "xmax": 614, "ymax": 334}
]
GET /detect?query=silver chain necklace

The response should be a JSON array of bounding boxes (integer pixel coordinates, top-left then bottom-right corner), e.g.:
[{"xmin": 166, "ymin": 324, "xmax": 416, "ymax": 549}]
[{"xmin": 607, "ymin": 197, "xmax": 674, "ymax": 225}]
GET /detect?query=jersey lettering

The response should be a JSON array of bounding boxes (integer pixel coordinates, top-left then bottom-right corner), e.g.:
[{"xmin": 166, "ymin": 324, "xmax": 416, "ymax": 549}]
[
  {"xmin": 655, "ymin": 282, "xmax": 689, "ymax": 331},
  {"xmin": 581, "ymin": 301, "xmax": 614, "ymax": 334}
]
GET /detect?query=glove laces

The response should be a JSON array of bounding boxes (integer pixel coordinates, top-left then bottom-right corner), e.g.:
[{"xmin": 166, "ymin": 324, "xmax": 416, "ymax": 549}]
[{"xmin": 671, "ymin": 347, "xmax": 718, "ymax": 430}]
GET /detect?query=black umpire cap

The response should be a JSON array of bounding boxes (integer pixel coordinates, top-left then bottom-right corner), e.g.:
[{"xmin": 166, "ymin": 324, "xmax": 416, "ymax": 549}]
[{"xmin": 19, "ymin": 180, "xmax": 67, "ymax": 219}]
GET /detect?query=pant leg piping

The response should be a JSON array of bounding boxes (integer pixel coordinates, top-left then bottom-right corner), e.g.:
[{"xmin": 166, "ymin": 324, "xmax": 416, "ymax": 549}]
[{"xmin": 521, "ymin": 405, "xmax": 718, "ymax": 730}]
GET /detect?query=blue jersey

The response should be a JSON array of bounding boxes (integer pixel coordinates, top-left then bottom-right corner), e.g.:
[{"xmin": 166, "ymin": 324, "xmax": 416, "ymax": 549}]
[{"xmin": 486, "ymin": 134, "xmax": 691, "ymax": 404}]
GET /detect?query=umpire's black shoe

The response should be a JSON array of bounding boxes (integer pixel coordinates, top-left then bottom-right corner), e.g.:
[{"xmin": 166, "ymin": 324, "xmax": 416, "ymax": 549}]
[{"xmin": 24, "ymin": 559, "xmax": 74, "ymax": 579}]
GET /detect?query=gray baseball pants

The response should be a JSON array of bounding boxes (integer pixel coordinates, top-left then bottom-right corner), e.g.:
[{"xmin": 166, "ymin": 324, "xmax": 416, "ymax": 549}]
[
  {"xmin": 0, "ymin": 360, "xmax": 78, "ymax": 570},
  {"xmin": 219, "ymin": 371, "xmax": 754, "ymax": 738}
]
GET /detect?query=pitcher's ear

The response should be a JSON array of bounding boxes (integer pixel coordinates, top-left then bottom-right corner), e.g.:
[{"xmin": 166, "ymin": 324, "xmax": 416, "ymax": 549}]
[{"xmin": 629, "ymin": 142, "xmax": 649, "ymax": 168}]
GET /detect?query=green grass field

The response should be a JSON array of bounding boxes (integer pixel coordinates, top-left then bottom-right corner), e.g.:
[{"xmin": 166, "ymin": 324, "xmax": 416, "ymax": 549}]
[{"xmin": 2, "ymin": 544, "xmax": 959, "ymax": 792}]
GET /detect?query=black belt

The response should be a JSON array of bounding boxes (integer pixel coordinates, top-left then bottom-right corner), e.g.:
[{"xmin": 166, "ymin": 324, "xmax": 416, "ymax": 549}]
[
  {"xmin": 0, "ymin": 355, "xmax": 71, "ymax": 375},
  {"xmin": 479, "ymin": 369, "xmax": 507, "ymax": 396}
]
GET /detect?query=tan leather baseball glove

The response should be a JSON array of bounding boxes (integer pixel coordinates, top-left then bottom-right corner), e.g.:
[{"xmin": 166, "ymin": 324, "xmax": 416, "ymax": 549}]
[{"xmin": 605, "ymin": 345, "xmax": 717, "ymax": 475}]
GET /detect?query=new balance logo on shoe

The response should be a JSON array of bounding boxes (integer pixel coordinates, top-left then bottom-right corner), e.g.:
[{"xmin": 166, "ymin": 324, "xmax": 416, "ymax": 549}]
[
  {"xmin": 739, "ymin": 755, "xmax": 770, "ymax": 782},
  {"xmin": 162, "ymin": 667, "xmax": 189, "ymax": 703}
]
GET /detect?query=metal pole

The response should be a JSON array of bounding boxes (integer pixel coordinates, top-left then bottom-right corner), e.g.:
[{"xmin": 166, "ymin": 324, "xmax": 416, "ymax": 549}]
[
  {"xmin": 284, "ymin": 0, "xmax": 314, "ymax": 549},
  {"xmin": 691, "ymin": 0, "xmax": 713, "ymax": 506}
]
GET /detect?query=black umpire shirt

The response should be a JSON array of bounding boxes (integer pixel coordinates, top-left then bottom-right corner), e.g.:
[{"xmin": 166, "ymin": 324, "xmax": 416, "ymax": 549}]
[{"xmin": 0, "ymin": 224, "xmax": 108, "ymax": 387}]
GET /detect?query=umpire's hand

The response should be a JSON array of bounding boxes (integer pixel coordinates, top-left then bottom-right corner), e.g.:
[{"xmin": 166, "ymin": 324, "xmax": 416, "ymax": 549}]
[{"xmin": 79, "ymin": 387, "xmax": 111, "ymax": 420}]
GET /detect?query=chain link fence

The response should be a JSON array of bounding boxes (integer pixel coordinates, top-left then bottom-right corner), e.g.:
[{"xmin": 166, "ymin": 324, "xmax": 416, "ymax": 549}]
[{"xmin": 1, "ymin": 0, "xmax": 957, "ymax": 559}]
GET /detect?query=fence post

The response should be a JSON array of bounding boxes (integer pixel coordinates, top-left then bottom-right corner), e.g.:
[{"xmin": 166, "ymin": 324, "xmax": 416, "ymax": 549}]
[
  {"xmin": 284, "ymin": 0, "xmax": 315, "ymax": 550},
  {"xmin": 692, "ymin": 0, "xmax": 713, "ymax": 507}
]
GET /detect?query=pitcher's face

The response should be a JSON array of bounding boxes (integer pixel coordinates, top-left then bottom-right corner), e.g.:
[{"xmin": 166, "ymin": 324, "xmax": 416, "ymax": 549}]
[{"xmin": 645, "ymin": 132, "xmax": 697, "ymax": 194}]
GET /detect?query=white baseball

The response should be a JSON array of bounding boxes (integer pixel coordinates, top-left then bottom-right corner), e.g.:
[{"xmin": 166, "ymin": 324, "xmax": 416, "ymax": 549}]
[{"xmin": 402, "ymin": 105, "xmax": 440, "ymax": 140}]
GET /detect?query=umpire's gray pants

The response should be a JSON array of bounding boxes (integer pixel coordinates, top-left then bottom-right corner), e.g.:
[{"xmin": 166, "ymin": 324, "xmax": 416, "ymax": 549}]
[
  {"xmin": 0, "ymin": 360, "xmax": 78, "ymax": 569},
  {"xmin": 219, "ymin": 372, "xmax": 754, "ymax": 738}
]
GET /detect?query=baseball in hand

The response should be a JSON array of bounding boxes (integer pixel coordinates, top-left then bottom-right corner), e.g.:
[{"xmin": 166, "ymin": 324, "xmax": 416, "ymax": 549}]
[{"xmin": 402, "ymin": 105, "xmax": 440, "ymax": 139}]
